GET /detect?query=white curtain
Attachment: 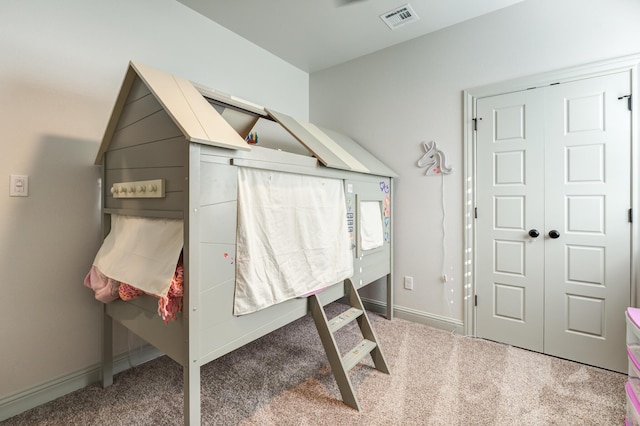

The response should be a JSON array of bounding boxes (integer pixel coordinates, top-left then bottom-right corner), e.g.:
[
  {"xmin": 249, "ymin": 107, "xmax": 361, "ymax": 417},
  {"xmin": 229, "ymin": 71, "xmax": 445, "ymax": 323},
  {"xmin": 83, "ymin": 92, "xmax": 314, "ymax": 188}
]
[
  {"xmin": 234, "ymin": 168, "xmax": 353, "ymax": 315},
  {"xmin": 92, "ymin": 215, "xmax": 183, "ymax": 297}
]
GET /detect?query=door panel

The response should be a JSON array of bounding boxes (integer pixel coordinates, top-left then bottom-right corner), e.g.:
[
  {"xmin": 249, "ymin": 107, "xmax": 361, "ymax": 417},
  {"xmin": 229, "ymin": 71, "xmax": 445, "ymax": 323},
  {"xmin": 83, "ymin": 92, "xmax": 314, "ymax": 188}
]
[
  {"xmin": 476, "ymin": 89, "xmax": 545, "ymax": 352},
  {"xmin": 475, "ymin": 71, "xmax": 631, "ymax": 372},
  {"xmin": 543, "ymin": 72, "xmax": 631, "ymax": 372}
]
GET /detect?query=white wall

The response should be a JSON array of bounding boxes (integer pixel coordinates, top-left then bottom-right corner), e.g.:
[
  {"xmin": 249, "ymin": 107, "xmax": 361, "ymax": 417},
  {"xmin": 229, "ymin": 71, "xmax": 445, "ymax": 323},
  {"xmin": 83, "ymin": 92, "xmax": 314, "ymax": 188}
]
[
  {"xmin": 0, "ymin": 0, "xmax": 308, "ymax": 402},
  {"xmin": 309, "ymin": 0, "xmax": 640, "ymax": 326}
]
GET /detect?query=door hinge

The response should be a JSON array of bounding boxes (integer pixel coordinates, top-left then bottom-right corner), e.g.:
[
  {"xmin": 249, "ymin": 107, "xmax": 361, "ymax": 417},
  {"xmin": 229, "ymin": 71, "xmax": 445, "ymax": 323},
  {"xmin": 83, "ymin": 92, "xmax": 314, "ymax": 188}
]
[
  {"xmin": 475, "ymin": 295, "xmax": 478, "ymax": 306},
  {"xmin": 474, "ymin": 207, "xmax": 478, "ymax": 219},
  {"xmin": 630, "ymin": 208, "xmax": 633, "ymax": 223},
  {"xmin": 472, "ymin": 117, "xmax": 483, "ymax": 131},
  {"xmin": 618, "ymin": 94, "xmax": 632, "ymax": 111}
]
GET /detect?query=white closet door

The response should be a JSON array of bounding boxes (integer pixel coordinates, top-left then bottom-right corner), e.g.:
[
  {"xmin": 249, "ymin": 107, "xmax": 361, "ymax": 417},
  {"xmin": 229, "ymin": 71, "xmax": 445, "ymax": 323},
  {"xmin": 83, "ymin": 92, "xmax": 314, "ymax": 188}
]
[{"xmin": 475, "ymin": 70, "xmax": 632, "ymax": 372}]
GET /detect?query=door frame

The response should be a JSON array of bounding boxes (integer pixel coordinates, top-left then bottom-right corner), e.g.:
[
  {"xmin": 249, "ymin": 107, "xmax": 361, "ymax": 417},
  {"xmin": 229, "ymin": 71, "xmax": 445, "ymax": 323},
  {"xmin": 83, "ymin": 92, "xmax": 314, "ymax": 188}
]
[{"xmin": 463, "ymin": 53, "xmax": 640, "ymax": 337}]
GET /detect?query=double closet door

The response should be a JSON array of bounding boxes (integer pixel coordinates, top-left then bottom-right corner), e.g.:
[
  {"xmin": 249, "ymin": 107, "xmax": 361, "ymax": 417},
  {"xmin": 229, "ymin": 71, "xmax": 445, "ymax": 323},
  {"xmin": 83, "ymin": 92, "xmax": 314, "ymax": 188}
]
[{"xmin": 475, "ymin": 71, "xmax": 631, "ymax": 372}]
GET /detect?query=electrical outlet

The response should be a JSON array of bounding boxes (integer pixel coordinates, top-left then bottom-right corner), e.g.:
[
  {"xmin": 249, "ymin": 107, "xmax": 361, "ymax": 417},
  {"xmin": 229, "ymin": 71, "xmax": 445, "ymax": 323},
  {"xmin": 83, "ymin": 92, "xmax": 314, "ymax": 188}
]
[{"xmin": 404, "ymin": 276, "xmax": 413, "ymax": 290}]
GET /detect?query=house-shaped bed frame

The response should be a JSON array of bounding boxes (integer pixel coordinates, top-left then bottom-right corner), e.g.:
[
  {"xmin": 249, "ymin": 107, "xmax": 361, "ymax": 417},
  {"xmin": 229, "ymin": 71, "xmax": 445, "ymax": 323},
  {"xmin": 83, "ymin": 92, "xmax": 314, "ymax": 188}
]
[{"xmin": 94, "ymin": 61, "xmax": 396, "ymax": 425}]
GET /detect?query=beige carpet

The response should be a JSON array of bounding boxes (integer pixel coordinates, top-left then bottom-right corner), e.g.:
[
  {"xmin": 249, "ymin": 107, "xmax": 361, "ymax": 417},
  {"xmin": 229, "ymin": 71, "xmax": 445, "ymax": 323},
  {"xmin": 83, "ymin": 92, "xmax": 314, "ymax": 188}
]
[{"xmin": 2, "ymin": 303, "xmax": 626, "ymax": 425}]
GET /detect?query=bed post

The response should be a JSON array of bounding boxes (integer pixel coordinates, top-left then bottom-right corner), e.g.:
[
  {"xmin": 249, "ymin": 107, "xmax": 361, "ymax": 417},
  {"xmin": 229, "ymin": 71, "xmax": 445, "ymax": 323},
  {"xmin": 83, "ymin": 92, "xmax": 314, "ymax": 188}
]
[
  {"xmin": 386, "ymin": 274, "xmax": 393, "ymax": 321},
  {"xmin": 183, "ymin": 363, "xmax": 200, "ymax": 425},
  {"xmin": 386, "ymin": 177, "xmax": 395, "ymax": 321},
  {"xmin": 102, "ymin": 305, "xmax": 113, "ymax": 387},
  {"xmin": 183, "ymin": 142, "xmax": 202, "ymax": 425},
  {"xmin": 100, "ymin": 158, "xmax": 114, "ymax": 387}
]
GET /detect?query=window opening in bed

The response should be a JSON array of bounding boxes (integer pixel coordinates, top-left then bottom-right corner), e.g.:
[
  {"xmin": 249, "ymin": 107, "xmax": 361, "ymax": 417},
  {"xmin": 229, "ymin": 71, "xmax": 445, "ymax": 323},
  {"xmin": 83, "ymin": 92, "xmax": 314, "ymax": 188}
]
[
  {"xmin": 202, "ymin": 93, "xmax": 314, "ymax": 157},
  {"xmin": 246, "ymin": 117, "xmax": 314, "ymax": 157},
  {"xmin": 359, "ymin": 200, "xmax": 384, "ymax": 252}
]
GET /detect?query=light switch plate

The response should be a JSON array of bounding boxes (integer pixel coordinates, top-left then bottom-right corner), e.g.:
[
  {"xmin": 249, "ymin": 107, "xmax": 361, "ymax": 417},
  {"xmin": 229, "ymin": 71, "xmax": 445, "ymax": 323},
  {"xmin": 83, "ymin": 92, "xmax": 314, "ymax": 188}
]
[{"xmin": 10, "ymin": 174, "xmax": 29, "ymax": 197}]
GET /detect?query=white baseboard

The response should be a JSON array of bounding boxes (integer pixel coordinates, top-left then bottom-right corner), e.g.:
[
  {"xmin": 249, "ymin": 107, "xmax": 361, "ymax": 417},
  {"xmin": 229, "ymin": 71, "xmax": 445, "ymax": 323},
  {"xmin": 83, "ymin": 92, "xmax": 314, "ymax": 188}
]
[
  {"xmin": 0, "ymin": 345, "xmax": 162, "ymax": 422},
  {"xmin": 362, "ymin": 298, "xmax": 465, "ymax": 335}
]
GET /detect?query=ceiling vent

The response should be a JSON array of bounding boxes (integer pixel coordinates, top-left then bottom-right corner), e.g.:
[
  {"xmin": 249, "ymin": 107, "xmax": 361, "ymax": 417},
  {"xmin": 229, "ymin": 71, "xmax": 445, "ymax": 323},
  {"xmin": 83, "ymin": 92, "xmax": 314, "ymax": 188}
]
[{"xmin": 380, "ymin": 4, "xmax": 419, "ymax": 30}]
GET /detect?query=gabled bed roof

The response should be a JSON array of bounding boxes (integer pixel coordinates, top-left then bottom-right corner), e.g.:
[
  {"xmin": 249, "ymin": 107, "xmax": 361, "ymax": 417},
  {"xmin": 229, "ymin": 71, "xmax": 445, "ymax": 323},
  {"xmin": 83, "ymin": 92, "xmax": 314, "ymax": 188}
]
[{"xmin": 95, "ymin": 61, "xmax": 397, "ymax": 178}]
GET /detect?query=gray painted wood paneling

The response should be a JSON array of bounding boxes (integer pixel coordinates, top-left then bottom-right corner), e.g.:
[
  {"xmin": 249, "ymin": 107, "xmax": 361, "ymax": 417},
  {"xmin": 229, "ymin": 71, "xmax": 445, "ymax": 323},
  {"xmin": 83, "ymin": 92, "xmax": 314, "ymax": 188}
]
[
  {"xmin": 109, "ymin": 109, "xmax": 183, "ymax": 151},
  {"xmin": 105, "ymin": 137, "xmax": 186, "ymax": 169},
  {"xmin": 106, "ymin": 300, "xmax": 186, "ymax": 366},
  {"xmin": 117, "ymin": 93, "xmax": 163, "ymax": 131},
  {"xmin": 199, "ymin": 162, "xmax": 237, "ymax": 206},
  {"xmin": 198, "ymin": 202, "xmax": 237, "ymax": 244},
  {"xmin": 126, "ymin": 77, "xmax": 152, "ymax": 104},
  {"xmin": 197, "ymin": 281, "xmax": 345, "ymax": 364},
  {"xmin": 199, "ymin": 244, "xmax": 235, "ymax": 293},
  {"xmin": 198, "ymin": 292, "xmax": 308, "ymax": 360}
]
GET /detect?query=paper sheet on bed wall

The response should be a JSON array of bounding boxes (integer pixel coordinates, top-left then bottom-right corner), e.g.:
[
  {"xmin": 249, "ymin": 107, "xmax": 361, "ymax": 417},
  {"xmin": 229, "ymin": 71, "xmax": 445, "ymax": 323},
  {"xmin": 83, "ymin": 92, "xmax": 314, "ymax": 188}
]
[
  {"xmin": 92, "ymin": 215, "xmax": 183, "ymax": 298},
  {"xmin": 234, "ymin": 168, "xmax": 353, "ymax": 315}
]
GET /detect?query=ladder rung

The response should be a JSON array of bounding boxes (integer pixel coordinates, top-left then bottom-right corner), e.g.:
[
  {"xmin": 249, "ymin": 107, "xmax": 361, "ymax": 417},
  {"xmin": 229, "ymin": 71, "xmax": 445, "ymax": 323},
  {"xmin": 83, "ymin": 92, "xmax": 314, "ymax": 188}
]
[
  {"xmin": 342, "ymin": 339, "xmax": 376, "ymax": 372},
  {"xmin": 328, "ymin": 307, "xmax": 363, "ymax": 333}
]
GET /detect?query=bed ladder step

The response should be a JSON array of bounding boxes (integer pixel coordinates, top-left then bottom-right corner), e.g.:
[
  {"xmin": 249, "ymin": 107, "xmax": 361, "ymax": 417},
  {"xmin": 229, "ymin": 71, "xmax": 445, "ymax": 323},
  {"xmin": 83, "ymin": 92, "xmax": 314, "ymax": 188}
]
[
  {"xmin": 342, "ymin": 339, "xmax": 377, "ymax": 371},
  {"xmin": 309, "ymin": 280, "xmax": 390, "ymax": 411},
  {"xmin": 328, "ymin": 307, "xmax": 363, "ymax": 333}
]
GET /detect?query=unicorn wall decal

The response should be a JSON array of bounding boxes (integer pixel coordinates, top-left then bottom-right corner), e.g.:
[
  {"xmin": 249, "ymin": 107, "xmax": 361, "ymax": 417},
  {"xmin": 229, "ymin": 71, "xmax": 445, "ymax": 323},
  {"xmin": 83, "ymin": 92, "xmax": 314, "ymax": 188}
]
[{"xmin": 417, "ymin": 140, "xmax": 453, "ymax": 175}]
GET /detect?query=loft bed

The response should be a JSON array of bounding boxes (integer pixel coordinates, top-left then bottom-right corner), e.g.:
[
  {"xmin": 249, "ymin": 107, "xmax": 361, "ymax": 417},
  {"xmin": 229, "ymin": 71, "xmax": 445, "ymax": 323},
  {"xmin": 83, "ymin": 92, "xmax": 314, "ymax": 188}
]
[{"xmin": 90, "ymin": 61, "xmax": 396, "ymax": 425}]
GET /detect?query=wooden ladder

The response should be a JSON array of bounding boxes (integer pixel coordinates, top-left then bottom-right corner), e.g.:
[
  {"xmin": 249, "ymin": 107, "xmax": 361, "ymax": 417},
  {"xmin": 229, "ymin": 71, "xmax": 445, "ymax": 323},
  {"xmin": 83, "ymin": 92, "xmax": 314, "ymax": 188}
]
[{"xmin": 309, "ymin": 279, "xmax": 390, "ymax": 411}]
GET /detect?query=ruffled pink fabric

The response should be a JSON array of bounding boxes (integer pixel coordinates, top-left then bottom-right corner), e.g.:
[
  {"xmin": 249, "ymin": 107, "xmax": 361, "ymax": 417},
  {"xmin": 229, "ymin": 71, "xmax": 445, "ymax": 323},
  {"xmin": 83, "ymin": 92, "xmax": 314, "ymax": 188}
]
[
  {"xmin": 83, "ymin": 266, "xmax": 120, "ymax": 303},
  {"xmin": 84, "ymin": 256, "xmax": 184, "ymax": 324},
  {"xmin": 158, "ymin": 261, "xmax": 183, "ymax": 323},
  {"xmin": 119, "ymin": 258, "xmax": 184, "ymax": 323}
]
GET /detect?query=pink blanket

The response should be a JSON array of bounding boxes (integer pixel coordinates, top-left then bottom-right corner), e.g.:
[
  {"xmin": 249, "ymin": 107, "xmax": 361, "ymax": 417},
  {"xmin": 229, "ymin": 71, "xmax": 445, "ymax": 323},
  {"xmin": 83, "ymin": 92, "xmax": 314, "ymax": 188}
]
[{"xmin": 84, "ymin": 256, "xmax": 184, "ymax": 323}]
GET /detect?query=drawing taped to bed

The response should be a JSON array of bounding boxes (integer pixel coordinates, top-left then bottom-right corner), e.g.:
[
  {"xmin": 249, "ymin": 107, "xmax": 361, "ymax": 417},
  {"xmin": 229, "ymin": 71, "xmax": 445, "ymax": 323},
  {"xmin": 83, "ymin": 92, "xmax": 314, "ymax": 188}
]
[{"xmin": 88, "ymin": 61, "xmax": 396, "ymax": 425}]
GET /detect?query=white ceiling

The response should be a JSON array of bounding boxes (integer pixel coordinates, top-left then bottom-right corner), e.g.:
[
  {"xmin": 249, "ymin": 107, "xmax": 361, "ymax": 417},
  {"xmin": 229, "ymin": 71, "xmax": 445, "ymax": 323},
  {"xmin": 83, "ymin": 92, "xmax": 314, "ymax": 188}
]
[{"xmin": 177, "ymin": 0, "xmax": 524, "ymax": 73}]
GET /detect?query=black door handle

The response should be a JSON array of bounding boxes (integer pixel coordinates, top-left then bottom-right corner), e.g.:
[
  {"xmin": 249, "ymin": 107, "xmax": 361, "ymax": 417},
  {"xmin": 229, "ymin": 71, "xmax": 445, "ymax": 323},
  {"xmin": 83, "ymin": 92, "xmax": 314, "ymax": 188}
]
[
  {"xmin": 549, "ymin": 230, "xmax": 560, "ymax": 239},
  {"xmin": 528, "ymin": 229, "xmax": 540, "ymax": 238}
]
